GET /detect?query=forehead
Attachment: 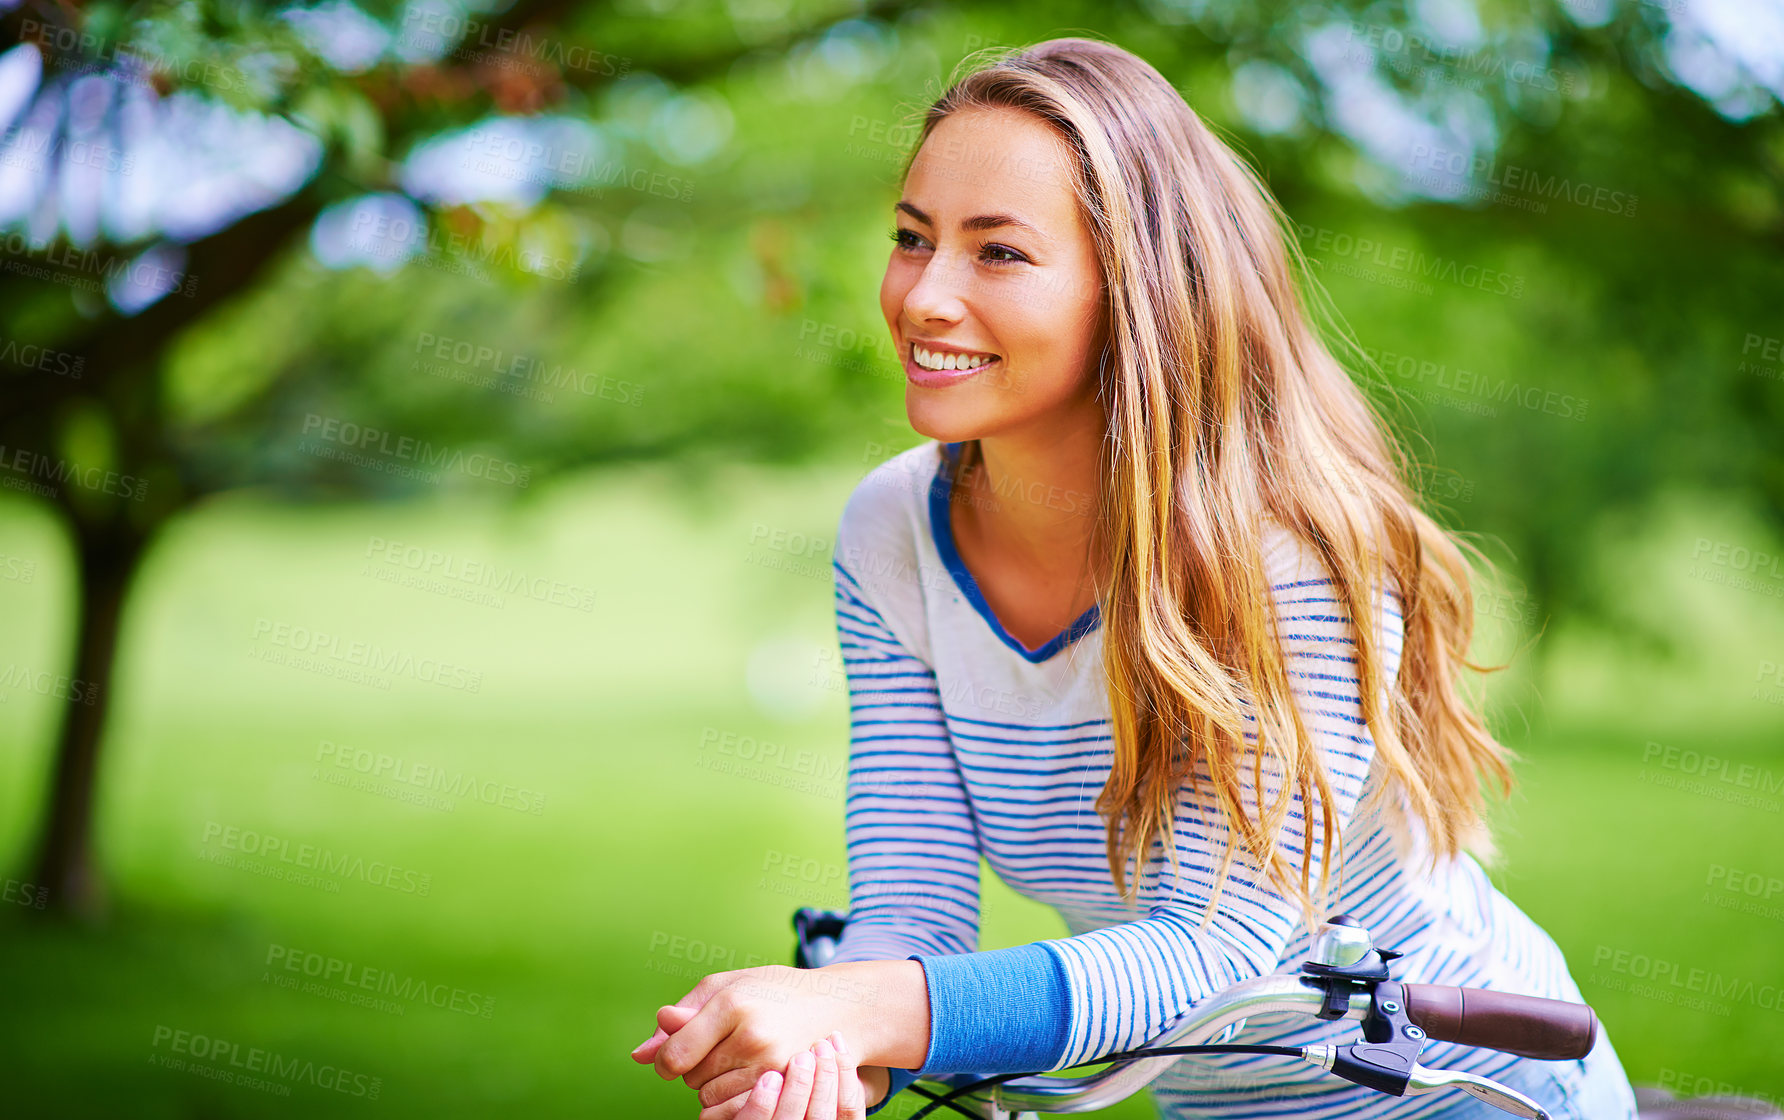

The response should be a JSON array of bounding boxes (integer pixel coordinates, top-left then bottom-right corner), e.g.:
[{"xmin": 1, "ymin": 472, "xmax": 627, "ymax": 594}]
[{"xmin": 904, "ymin": 107, "xmax": 1081, "ymax": 235}]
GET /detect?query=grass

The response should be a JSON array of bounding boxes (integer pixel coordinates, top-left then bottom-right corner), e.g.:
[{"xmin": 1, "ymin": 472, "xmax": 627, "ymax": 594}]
[{"xmin": 0, "ymin": 464, "xmax": 1778, "ymax": 1117}]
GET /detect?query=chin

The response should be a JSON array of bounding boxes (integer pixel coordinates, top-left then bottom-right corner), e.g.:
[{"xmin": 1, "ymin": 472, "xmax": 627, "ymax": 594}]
[{"xmin": 903, "ymin": 387, "xmax": 1007, "ymax": 445}]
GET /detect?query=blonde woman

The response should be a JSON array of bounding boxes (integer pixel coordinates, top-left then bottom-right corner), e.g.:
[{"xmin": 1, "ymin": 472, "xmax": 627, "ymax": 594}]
[{"xmin": 633, "ymin": 36, "xmax": 1641, "ymax": 1120}]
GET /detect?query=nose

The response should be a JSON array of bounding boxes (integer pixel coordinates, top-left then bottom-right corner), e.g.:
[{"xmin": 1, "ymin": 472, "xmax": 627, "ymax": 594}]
[{"xmin": 902, "ymin": 248, "xmax": 974, "ymax": 326}]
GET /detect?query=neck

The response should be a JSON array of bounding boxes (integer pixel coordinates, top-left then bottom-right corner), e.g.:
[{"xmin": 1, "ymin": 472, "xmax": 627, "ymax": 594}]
[{"xmin": 954, "ymin": 414, "xmax": 1104, "ymax": 581}]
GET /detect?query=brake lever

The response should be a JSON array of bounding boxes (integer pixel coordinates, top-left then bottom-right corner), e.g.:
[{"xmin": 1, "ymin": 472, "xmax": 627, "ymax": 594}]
[
  {"xmin": 1297, "ymin": 972, "xmax": 1551, "ymax": 1120},
  {"xmin": 1404, "ymin": 1063, "xmax": 1551, "ymax": 1119}
]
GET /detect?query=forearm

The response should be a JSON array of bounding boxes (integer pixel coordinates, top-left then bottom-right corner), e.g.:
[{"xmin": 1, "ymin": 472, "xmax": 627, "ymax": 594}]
[{"xmin": 817, "ymin": 959, "xmax": 931, "ymax": 1071}]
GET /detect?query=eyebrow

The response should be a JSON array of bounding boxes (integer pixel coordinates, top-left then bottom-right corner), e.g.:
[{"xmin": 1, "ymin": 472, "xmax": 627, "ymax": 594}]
[{"xmin": 895, "ymin": 201, "xmax": 1049, "ymax": 241}]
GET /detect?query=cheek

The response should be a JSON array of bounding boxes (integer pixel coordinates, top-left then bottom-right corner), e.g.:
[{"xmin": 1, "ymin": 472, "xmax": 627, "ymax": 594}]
[
  {"xmin": 1010, "ymin": 359, "xmax": 1095, "ymax": 416},
  {"xmin": 1000, "ymin": 308, "xmax": 1096, "ymax": 402},
  {"xmin": 1044, "ymin": 295, "xmax": 1104, "ymax": 387},
  {"xmin": 879, "ymin": 265, "xmax": 909, "ymax": 327}
]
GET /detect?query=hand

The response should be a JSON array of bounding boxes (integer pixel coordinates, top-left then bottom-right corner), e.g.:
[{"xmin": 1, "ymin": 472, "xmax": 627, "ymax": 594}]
[
  {"xmin": 702, "ymin": 1056, "xmax": 891, "ymax": 1120},
  {"xmin": 707, "ymin": 1032, "xmax": 872, "ymax": 1120},
  {"xmin": 631, "ymin": 965, "xmax": 883, "ymax": 1107},
  {"xmin": 630, "ymin": 1003, "xmax": 695, "ymax": 1065}
]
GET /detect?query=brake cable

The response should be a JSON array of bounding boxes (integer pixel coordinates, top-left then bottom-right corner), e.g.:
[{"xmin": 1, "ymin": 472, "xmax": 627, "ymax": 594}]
[{"xmin": 904, "ymin": 1043, "xmax": 1306, "ymax": 1120}]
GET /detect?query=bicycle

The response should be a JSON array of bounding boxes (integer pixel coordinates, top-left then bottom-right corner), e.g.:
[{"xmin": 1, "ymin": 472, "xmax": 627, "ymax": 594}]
[{"xmin": 790, "ymin": 908, "xmax": 1783, "ymax": 1120}]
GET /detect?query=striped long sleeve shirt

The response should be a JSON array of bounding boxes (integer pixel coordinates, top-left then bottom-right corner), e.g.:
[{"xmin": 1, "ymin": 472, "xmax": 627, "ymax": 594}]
[{"xmin": 824, "ymin": 442, "xmax": 1612, "ymax": 1119}]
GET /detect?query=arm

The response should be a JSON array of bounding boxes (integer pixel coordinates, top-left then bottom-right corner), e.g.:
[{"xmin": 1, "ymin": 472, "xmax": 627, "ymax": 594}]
[
  {"xmin": 909, "ymin": 541, "xmax": 1406, "ymax": 1077},
  {"xmin": 826, "ymin": 559, "xmax": 985, "ymax": 1113}
]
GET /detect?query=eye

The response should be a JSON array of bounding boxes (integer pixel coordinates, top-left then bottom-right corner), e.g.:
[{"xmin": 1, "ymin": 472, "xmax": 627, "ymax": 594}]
[
  {"xmin": 887, "ymin": 226, "xmax": 1029, "ymax": 266},
  {"xmin": 889, "ymin": 226, "xmax": 925, "ymax": 251}
]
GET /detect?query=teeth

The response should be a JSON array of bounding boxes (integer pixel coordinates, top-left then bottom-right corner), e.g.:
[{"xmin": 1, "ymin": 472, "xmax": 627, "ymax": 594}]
[{"xmin": 913, "ymin": 344, "xmax": 997, "ymax": 372}]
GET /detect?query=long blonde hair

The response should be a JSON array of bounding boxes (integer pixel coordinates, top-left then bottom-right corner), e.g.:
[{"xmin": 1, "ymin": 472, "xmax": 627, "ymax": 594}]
[{"xmin": 897, "ymin": 37, "xmax": 1516, "ymax": 936}]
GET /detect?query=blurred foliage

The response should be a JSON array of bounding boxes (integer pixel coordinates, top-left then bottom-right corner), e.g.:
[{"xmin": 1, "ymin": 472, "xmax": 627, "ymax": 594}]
[
  {"xmin": 0, "ymin": 0, "xmax": 1776, "ymax": 633},
  {"xmin": 0, "ymin": 0, "xmax": 1779, "ymax": 889}
]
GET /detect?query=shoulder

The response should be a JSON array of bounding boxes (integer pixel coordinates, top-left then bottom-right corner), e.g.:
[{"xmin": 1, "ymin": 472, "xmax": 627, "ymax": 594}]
[
  {"xmin": 837, "ymin": 442, "xmax": 942, "ymax": 542},
  {"xmin": 1257, "ymin": 515, "xmax": 1406, "ymax": 682},
  {"xmin": 1258, "ymin": 516, "xmax": 1326, "ymax": 592},
  {"xmin": 1258, "ymin": 514, "xmax": 1404, "ymax": 607},
  {"xmin": 832, "ymin": 442, "xmax": 946, "ymax": 657},
  {"xmin": 834, "ymin": 441, "xmax": 943, "ymax": 576}
]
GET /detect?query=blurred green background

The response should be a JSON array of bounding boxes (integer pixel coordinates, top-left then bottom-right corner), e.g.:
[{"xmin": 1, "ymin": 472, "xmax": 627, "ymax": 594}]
[{"xmin": 1, "ymin": 0, "xmax": 1780, "ymax": 1116}]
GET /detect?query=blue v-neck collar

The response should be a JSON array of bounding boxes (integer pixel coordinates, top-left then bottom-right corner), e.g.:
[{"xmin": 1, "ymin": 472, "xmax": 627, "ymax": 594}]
[{"xmin": 926, "ymin": 442, "xmax": 1101, "ymax": 664}]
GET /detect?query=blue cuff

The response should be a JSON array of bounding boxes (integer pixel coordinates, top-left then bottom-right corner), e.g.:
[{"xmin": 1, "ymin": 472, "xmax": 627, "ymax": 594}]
[
  {"xmin": 909, "ymin": 943, "xmax": 1072, "ymax": 1076},
  {"xmin": 865, "ymin": 1066, "xmax": 922, "ymax": 1116}
]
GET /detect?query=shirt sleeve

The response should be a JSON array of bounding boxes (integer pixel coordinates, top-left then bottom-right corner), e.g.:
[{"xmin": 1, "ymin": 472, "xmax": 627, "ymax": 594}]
[
  {"xmin": 827, "ymin": 558, "xmax": 1015, "ymax": 1114},
  {"xmin": 909, "ymin": 539, "xmax": 1407, "ymax": 1077},
  {"xmin": 826, "ymin": 559, "xmax": 982, "ymax": 964}
]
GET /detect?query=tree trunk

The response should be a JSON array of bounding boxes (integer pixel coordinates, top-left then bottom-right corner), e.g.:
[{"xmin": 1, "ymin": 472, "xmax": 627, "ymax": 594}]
[{"xmin": 27, "ymin": 520, "xmax": 144, "ymax": 920}]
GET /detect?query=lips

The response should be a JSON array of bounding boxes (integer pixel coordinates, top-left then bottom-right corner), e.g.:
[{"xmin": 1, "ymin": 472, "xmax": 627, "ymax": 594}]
[{"xmin": 904, "ymin": 340, "xmax": 1002, "ymax": 388}]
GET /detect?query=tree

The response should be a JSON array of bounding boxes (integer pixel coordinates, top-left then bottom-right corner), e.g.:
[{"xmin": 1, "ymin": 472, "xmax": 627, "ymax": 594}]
[
  {"xmin": 1, "ymin": 0, "xmax": 1777, "ymax": 917},
  {"xmin": 0, "ymin": 0, "xmax": 926, "ymax": 916}
]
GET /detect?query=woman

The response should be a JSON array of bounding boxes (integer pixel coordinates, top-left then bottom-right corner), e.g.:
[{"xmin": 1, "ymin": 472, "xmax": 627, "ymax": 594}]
[{"xmin": 633, "ymin": 36, "xmax": 1641, "ymax": 1120}]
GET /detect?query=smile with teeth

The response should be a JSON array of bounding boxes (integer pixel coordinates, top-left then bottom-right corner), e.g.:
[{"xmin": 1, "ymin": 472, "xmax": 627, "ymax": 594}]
[{"xmin": 912, "ymin": 343, "xmax": 1000, "ymax": 371}]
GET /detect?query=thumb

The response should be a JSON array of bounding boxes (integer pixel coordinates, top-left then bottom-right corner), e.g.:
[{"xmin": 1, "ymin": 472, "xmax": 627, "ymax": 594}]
[
  {"xmin": 631, "ymin": 1005, "xmax": 699, "ymax": 1062},
  {"xmin": 657, "ymin": 1004, "xmax": 699, "ymax": 1032}
]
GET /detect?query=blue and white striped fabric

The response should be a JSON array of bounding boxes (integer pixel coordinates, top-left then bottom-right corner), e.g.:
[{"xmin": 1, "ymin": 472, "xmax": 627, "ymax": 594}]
[{"xmin": 825, "ymin": 442, "xmax": 1636, "ymax": 1119}]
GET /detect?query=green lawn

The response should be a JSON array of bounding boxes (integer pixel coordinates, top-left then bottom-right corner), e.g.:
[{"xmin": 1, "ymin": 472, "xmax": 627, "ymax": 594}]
[{"xmin": 0, "ymin": 465, "xmax": 1778, "ymax": 1117}]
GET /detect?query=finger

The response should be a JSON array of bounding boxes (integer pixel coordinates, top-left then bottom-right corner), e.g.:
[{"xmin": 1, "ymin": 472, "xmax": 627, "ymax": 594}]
[
  {"xmin": 632, "ymin": 1005, "xmax": 697, "ymax": 1063},
  {"xmin": 806, "ymin": 1039, "xmax": 839, "ymax": 1120},
  {"xmin": 685, "ymin": 1043, "xmax": 760, "ymax": 1094},
  {"xmin": 832, "ymin": 1033, "xmax": 866, "ymax": 1120},
  {"xmin": 630, "ymin": 1028, "xmax": 664, "ymax": 1063},
  {"xmin": 699, "ymin": 1068, "xmax": 762, "ymax": 1110},
  {"xmin": 771, "ymin": 1049, "xmax": 816, "ymax": 1120},
  {"xmin": 738, "ymin": 1071, "xmax": 782, "ymax": 1120},
  {"xmin": 655, "ymin": 1002, "xmax": 701, "ymax": 1033},
  {"xmin": 699, "ymin": 1086, "xmax": 759, "ymax": 1120},
  {"xmin": 672, "ymin": 972, "xmax": 733, "ymax": 1015},
  {"xmin": 654, "ymin": 1003, "xmax": 735, "ymax": 1083}
]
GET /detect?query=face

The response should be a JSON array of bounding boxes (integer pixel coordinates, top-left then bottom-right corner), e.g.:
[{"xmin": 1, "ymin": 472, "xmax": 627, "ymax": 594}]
[{"xmin": 879, "ymin": 106, "xmax": 1108, "ymax": 446}]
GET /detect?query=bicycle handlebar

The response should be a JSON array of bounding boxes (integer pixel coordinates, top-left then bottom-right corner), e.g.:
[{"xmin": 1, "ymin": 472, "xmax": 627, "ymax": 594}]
[
  {"xmin": 985, "ymin": 974, "xmax": 1371, "ymax": 1113},
  {"xmin": 1401, "ymin": 984, "xmax": 1597, "ymax": 1061},
  {"xmin": 790, "ymin": 907, "xmax": 1596, "ymax": 1119}
]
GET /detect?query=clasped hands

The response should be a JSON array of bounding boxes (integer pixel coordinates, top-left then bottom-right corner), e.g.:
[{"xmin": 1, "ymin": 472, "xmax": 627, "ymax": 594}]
[{"xmin": 631, "ymin": 964, "xmax": 905, "ymax": 1120}]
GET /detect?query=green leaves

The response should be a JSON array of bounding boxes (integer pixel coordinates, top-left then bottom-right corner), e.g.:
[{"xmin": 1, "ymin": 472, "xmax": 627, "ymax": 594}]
[{"xmin": 289, "ymin": 82, "xmax": 387, "ymax": 176}]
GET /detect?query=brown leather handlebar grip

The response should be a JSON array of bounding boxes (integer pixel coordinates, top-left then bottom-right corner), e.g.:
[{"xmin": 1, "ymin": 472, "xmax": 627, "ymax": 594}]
[{"xmin": 1400, "ymin": 984, "xmax": 1598, "ymax": 1060}]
